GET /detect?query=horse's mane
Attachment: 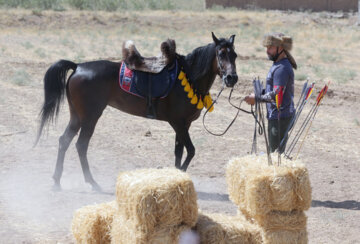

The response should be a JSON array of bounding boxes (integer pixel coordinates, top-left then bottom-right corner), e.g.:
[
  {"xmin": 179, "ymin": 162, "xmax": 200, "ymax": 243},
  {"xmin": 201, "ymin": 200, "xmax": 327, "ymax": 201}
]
[
  {"xmin": 185, "ymin": 43, "xmax": 215, "ymax": 83},
  {"xmin": 184, "ymin": 38, "xmax": 232, "ymax": 83}
]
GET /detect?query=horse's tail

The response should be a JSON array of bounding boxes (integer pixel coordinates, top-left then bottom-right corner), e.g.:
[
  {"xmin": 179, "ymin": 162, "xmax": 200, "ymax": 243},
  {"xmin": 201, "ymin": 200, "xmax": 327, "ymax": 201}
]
[{"xmin": 35, "ymin": 60, "xmax": 77, "ymax": 146}]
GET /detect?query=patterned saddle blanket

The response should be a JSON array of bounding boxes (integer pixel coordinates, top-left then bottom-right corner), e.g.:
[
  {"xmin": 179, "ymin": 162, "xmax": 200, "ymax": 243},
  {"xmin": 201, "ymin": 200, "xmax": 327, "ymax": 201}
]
[{"xmin": 119, "ymin": 60, "xmax": 178, "ymax": 98}]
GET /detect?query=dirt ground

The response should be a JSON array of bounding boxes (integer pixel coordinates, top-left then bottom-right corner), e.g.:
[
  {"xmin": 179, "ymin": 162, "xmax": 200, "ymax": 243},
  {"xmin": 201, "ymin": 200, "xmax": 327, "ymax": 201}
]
[{"xmin": 0, "ymin": 9, "xmax": 359, "ymax": 244}]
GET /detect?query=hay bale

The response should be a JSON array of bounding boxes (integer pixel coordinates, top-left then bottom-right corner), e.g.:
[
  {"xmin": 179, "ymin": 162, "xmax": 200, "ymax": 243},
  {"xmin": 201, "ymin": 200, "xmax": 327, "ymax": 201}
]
[
  {"xmin": 257, "ymin": 210, "xmax": 307, "ymax": 231},
  {"xmin": 226, "ymin": 155, "xmax": 311, "ymax": 217},
  {"xmin": 111, "ymin": 213, "xmax": 190, "ymax": 244},
  {"xmin": 262, "ymin": 228, "xmax": 308, "ymax": 244},
  {"xmin": 258, "ymin": 211, "xmax": 308, "ymax": 244},
  {"xmin": 115, "ymin": 168, "xmax": 198, "ymax": 234},
  {"xmin": 237, "ymin": 207, "xmax": 308, "ymax": 244},
  {"xmin": 195, "ymin": 212, "xmax": 262, "ymax": 244},
  {"xmin": 72, "ymin": 201, "xmax": 117, "ymax": 244}
]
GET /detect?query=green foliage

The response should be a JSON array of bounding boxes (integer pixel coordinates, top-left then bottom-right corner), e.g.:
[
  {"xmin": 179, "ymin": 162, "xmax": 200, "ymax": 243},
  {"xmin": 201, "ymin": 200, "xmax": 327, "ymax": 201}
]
[
  {"xmin": 210, "ymin": 4, "xmax": 237, "ymax": 11},
  {"xmin": 0, "ymin": 0, "xmax": 204, "ymax": 11},
  {"xmin": 21, "ymin": 41, "xmax": 34, "ymax": 49},
  {"xmin": 0, "ymin": 0, "xmax": 63, "ymax": 10},
  {"xmin": 319, "ymin": 48, "xmax": 339, "ymax": 63},
  {"xmin": 11, "ymin": 69, "xmax": 32, "ymax": 86},
  {"xmin": 330, "ymin": 68, "xmax": 357, "ymax": 83},
  {"xmin": 35, "ymin": 48, "xmax": 46, "ymax": 58},
  {"xmin": 67, "ymin": 0, "xmax": 124, "ymax": 11},
  {"xmin": 295, "ymin": 72, "xmax": 308, "ymax": 81}
]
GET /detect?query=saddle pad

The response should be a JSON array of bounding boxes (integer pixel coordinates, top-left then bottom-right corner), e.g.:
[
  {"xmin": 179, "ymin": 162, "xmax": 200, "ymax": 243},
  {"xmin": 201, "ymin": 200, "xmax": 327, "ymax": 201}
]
[{"xmin": 119, "ymin": 60, "xmax": 178, "ymax": 98}]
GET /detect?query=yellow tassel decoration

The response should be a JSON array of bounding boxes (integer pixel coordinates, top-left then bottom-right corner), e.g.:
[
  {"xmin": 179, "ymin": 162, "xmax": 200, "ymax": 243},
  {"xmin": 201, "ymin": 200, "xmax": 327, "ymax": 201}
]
[
  {"xmin": 181, "ymin": 77, "xmax": 188, "ymax": 86},
  {"xmin": 204, "ymin": 94, "xmax": 214, "ymax": 112},
  {"xmin": 197, "ymin": 99, "xmax": 204, "ymax": 109},
  {"xmin": 184, "ymin": 83, "xmax": 190, "ymax": 92},
  {"xmin": 208, "ymin": 104, "xmax": 214, "ymax": 112},
  {"xmin": 190, "ymin": 95, "xmax": 198, "ymax": 104},
  {"xmin": 187, "ymin": 89, "xmax": 194, "ymax": 98},
  {"xmin": 203, "ymin": 95, "xmax": 210, "ymax": 108},
  {"xmin": 178, "ymin": 71, "xmax": 185, "ymax": 80}
]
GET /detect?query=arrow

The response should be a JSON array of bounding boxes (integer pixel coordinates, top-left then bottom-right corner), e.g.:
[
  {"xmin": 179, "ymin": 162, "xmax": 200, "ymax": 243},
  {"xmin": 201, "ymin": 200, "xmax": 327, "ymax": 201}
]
[
  {"xmin": 280, "ymin": 82, "xmax": 315, "ymax": 152},
  {"xmin": 293, "ymin": 82, "xmax": 330, "ymax": 160},
  {"xmin": 285, "ymin": 82, "xmax": 329, "ymax": 159}
]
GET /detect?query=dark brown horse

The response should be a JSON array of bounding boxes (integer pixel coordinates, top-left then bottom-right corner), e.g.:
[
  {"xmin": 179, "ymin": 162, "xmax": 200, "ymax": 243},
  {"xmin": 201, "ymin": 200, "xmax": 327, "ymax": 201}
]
[{"xmin": 36, "ymin": 33, "xmax": 238, "ymax": 191}]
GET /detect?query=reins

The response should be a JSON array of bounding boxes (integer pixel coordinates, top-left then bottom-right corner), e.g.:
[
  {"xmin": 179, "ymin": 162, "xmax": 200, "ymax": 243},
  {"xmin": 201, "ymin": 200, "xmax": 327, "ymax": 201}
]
[
  {"xmin": 202, "ymin": 84, "xmax": 263, "ymax": 137},
  {"xmin": 202, "ymin": 85, "xmax": 239, "ymax": 136}
]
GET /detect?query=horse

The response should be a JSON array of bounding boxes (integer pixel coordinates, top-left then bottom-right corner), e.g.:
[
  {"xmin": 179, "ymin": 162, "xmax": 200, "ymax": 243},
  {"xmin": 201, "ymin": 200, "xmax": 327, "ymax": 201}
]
[{"xmin": 36, "ymin": 32, "xmax": 238, "ymax": 191}]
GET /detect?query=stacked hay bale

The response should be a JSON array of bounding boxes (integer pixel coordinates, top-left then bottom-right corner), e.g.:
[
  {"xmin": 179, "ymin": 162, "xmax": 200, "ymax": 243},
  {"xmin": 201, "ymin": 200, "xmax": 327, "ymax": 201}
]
[
  {"xmin": 111, "ymin": 168, "xmax": 198, "ymax": 244},
  {"xmin": 195, "ymin": 211, "xmax": 262, "ymax": 244},
  {"xmin": 72, "ymin": 201, "xmax": 117, "ymax": 244},
  {"xmin": 71, "ymin": 168, "xmax": 198, "ymax": 244},
  {"xmin": 226, "ymin": 155, "xmax": 312, "ymax": 244}
]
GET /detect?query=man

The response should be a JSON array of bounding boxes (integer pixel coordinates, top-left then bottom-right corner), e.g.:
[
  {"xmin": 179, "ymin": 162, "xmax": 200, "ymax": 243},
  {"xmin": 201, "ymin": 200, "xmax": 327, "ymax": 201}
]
[{"xmin": 245, "ymin": 32, "xmax": 297, "ymax": 153}]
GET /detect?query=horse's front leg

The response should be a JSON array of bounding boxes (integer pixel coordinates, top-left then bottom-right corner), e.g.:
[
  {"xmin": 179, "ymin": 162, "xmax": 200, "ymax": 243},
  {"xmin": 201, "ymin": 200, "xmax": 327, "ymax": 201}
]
[
  {"xmin": 171, "ymin": 122, "xmax": 195, "ymax": 171},
  {"xmin": 174, "ymin": 134, "xmax": 184, "ymax": 169},
  {"xmin": 180, "ymin": 129, "xmax": 195, "ymax": 171}
]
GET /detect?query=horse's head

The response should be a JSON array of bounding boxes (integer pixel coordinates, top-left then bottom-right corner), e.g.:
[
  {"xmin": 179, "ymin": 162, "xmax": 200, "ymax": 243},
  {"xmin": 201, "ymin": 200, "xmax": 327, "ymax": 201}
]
[{"xmin": 212, "ymin": 32, "xmax": 238, "ymax": 87}]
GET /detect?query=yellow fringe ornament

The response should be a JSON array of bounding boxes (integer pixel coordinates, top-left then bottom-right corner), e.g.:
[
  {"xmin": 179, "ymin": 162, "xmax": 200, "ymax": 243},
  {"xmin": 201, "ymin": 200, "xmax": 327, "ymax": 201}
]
[
  {"xmin": 197, "ymin": 99, "xmax": 204, "ymax": 109},
  {"xmin": 184, "ymin": 83, "xmax": 190, "ymax": 92},
  {"xmin": 181, "ymin": 77, "xmax": 188, "ymax": 86},
  {"xmin": 190, "ymin": 95, "xmax": 198, "ymax": 104},
  {"xmin": 204, "ymin": 94, "xmax": 214, "ymax": 112},
  {"xmin": 178, "ymin": 71, "xmax": 185, "ymax": 80},
  {"xmin": 187, "ymin": 89, "xmax": 194, "ymax": 98},
  {"xmin": 203, "ymin": 95, "xmax": 210, "ymax": 108},
  {"xmin": 208, "ymin": 104, "xmax": 214, "ymax": 112}
]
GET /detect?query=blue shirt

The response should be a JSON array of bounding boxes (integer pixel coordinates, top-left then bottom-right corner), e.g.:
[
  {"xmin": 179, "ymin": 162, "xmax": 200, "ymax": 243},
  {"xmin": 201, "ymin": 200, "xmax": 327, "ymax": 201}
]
[{"xmin": 265, "ymin": 58, "xmax": 295, "ymax": 120}]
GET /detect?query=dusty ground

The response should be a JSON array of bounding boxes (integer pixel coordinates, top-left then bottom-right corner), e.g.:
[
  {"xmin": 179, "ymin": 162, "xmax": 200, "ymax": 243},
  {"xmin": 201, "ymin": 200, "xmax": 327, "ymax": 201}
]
[{"xmin": 0, "ymin": 9, "xmax": 359, "ymax": 244}]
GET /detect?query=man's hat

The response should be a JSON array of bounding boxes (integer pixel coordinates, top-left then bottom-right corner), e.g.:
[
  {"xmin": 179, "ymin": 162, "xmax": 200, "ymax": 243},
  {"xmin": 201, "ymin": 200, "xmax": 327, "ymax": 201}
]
[{"xmin": 263, "ymin": 32, "xmax": 297, "ymax": 69}]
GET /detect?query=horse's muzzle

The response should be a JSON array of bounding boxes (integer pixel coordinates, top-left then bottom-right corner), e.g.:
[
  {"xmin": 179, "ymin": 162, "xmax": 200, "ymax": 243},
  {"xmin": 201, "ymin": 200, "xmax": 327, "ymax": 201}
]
[{"xmin": 224, "ymin": 73, "xmax": 238, "ymax": 87}]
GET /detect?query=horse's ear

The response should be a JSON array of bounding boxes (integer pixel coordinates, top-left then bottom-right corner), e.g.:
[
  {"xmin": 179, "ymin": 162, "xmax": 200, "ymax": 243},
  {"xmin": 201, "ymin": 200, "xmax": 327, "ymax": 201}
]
[
  {"xmin": 229, "ymin": 35, "xmax": 235, "ymax": 46},
  {"xmin": 212, "ymin": 32, "xmax": 220, "ymax": 46}
]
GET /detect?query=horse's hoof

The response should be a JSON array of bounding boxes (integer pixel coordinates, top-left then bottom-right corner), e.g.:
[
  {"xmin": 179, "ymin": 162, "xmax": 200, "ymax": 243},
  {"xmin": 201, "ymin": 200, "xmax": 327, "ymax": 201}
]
[
  {"xmin": 180, "ymin": 165, "xmax": 188, "ymax": 172},
  {"xmin": 91, "ymin": 182, "xmax": 102, "ymax": 192},
  {"xmin": 52, "ymin": 183, "xmax": 62, "ymax": 192}
]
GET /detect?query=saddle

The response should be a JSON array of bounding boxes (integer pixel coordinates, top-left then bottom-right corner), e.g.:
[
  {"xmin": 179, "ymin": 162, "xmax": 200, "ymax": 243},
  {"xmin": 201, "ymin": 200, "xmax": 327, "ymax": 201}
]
[
  {"xmin": 122, "ymin": 39, "xmax": 176, "ymax": 74},
  {"xmin": 121, "ymin": 39, "xmax": 178, "ymax": 119}
]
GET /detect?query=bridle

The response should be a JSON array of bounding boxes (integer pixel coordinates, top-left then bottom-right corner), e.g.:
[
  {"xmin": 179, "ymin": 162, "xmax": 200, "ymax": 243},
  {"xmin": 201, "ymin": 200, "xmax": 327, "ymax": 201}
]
[{"xmin": 203, "ymin": 50, "xmax": 264, "ymax": 137}]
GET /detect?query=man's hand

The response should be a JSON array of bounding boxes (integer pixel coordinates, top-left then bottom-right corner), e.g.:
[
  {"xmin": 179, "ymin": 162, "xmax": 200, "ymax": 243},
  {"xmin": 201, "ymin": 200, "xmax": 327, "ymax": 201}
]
[{"xmin": 244, "ymin": 94, "xmax": 255, "ymax": 105}]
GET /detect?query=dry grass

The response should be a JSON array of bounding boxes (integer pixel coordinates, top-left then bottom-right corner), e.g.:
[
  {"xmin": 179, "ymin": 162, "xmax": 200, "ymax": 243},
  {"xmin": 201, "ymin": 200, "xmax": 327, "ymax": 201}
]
[{"xmin": 0, "ymin": 9, "xmax": 358, "ymax": 87}]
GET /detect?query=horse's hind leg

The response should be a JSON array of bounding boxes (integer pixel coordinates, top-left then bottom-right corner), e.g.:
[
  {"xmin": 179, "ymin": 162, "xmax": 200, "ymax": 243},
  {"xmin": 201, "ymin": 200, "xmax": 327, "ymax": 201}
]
[
  {"xmin": 53, "ymin": 109, "xmax": 80, "ymax": 191},
  {"xmin": 76, "ymin": 115, "xmax": 102, "ymax": 191}
]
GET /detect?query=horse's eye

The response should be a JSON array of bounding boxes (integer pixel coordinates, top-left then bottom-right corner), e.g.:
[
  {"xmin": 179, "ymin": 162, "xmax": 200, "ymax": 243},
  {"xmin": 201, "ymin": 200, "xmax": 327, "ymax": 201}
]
[{"xmin": 219, "ymin": 51, "xmax": 226, "ymax": 58}]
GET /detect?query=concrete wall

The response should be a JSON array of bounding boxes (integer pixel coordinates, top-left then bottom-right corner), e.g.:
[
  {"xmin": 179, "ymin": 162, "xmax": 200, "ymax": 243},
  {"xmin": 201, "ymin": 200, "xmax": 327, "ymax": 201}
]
[{"xmin": 206, "ymin": 0, "xmax": 358, "ymax": 12}]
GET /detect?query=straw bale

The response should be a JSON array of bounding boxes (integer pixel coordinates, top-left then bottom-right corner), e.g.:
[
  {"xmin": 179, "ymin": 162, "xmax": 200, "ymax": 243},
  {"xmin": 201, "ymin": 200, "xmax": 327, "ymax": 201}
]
[
  {"xmin": 262, "ymin": 228, "xmax": 308, "ymax": 244},
  {"xmin": 111, "ymin": 213, "xmax": 190, "ymax": 244},
  {"xmin": 195, "ymin": 212, "xmax": 262, "ymax": 244},
  {"xmin": 72, "ymin": 201, "xmax": 117, "ymax": 244},
  {"xmin": 115, "ymin": 168, "xmax": 198, "ymax": 234},
  {"xmin": 256, "ymin": 210, "xmax": 307, "ymax": 231},
  {"xmin": 226, "ymin": 155, "xmax": 311, "ymax": 216}
]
